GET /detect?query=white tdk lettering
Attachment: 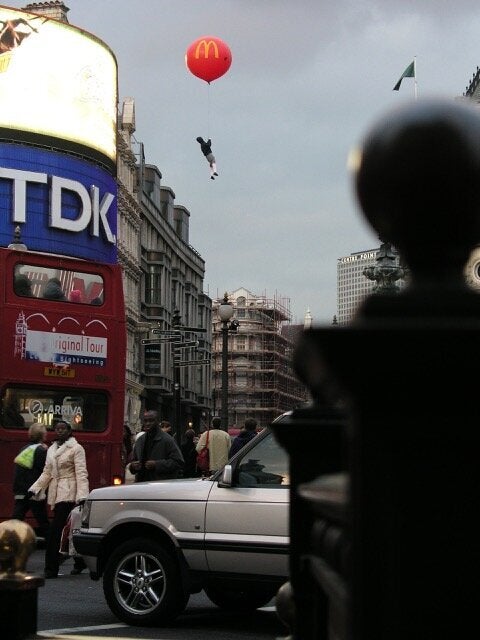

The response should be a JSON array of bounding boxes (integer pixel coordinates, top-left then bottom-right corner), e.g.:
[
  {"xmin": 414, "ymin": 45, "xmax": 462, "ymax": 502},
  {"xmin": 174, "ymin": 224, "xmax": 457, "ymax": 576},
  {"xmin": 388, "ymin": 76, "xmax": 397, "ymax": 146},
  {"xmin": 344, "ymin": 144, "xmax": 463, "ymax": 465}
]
[
  {"xmin": 0, "ymin": 168, "xmax": 116, "ymax": 244},
  {"xmin": 0, "ymin": 168, "xmax": 48, "ymax": 223},
  {"xmin": 90, "ymin": 185, "xmax": 115, "ymax": 243}
]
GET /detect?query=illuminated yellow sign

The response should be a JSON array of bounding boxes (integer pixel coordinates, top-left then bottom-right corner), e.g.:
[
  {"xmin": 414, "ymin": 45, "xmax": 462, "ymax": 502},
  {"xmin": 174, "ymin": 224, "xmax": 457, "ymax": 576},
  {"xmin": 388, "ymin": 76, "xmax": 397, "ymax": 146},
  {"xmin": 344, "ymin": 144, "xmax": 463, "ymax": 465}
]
[
  {"xmin": 0, "ymin": 7, "xmax": 117, "ymax": 166},
  {"xmin": 44, "ymin": 366, "xmax": 75, "ymax": 378}
]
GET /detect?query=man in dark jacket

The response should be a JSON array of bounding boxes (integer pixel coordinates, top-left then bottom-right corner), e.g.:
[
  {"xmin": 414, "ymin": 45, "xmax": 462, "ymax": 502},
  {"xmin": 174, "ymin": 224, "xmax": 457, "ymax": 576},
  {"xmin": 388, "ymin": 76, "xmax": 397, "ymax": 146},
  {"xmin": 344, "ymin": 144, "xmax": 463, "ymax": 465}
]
[
  {"xmin": 12, "ymin": 422, "xmax": 50, "ymax": 538},
  {"xmin": 229, "ymin": 418, "xmax": 259, "ymax": 457},
  {"xmin": 129, "ymin": 410, "xmax": 184, "ymax": 481}
]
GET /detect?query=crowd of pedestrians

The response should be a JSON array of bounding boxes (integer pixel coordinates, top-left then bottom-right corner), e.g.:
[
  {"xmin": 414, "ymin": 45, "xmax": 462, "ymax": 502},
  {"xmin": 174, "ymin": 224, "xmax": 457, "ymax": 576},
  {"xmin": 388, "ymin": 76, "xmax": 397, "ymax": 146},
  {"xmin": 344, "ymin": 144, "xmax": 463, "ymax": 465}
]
[{"xmin": 11, "ymin": 412, "xmax": 261, "ymax": 578}]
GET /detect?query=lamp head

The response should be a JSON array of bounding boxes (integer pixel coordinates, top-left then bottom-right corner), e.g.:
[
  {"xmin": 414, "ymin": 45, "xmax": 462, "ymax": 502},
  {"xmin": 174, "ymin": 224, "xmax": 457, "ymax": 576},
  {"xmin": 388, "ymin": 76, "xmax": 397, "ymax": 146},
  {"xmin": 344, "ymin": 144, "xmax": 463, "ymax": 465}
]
[{"xmin": 218, "ymin": 293, "xmax": 234, "ymax": 322}]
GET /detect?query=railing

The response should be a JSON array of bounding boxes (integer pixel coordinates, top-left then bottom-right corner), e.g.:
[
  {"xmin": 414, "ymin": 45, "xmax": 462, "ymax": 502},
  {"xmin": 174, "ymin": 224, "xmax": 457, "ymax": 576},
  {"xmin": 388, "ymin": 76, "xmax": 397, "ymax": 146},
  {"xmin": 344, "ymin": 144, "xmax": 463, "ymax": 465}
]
[{"xmin": 271, "ymin": 97, "xmax": 480, "ymax": 639}]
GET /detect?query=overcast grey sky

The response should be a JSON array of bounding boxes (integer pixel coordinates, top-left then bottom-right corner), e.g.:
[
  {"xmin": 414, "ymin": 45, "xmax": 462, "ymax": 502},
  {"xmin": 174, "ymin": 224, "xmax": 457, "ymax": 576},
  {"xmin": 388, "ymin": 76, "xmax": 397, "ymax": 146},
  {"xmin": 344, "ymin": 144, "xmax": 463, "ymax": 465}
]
[{"xmin": 9, "ymin": 0, "xmax": 480, "ymax": 323}]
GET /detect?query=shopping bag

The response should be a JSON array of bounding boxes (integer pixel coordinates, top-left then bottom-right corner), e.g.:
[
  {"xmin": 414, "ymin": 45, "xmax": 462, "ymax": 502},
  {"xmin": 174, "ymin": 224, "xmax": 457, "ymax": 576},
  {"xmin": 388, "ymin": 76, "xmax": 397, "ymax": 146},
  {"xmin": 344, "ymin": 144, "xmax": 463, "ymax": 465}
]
[
  {"xmin": 59, "ymin": 513, "xmax": 72, "ymax": 556},
  {"xmin": 59, "ymin": 505, "xmax": 82, "ymax": 558},
  {"xmin": 196, "ymin": 446, "xmax": 210, "ymax": 474},
  {"xmin": 196, "ymin": 429, "xmax": 210, "ymax": 474}
]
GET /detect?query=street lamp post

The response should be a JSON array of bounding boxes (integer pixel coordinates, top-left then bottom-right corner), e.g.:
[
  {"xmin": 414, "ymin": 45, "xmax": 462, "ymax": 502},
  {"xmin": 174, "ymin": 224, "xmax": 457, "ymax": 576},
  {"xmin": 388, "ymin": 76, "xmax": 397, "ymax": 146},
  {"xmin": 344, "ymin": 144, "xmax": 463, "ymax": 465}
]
[
  {"xmin": 172, "ymin": 309, "xmax": 182, "ymax": 447},
  {"xmin": 218, "ymin": 293, "xmax": 237, "ymax": 431}
]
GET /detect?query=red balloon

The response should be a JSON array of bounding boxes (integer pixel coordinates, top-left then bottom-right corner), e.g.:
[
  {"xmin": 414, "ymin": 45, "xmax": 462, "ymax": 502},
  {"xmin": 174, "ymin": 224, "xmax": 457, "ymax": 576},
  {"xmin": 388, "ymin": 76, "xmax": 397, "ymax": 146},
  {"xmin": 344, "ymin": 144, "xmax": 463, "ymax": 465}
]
[{"xmin": 185, "ymin": 36, "xmax": 232, "ymax": 84}]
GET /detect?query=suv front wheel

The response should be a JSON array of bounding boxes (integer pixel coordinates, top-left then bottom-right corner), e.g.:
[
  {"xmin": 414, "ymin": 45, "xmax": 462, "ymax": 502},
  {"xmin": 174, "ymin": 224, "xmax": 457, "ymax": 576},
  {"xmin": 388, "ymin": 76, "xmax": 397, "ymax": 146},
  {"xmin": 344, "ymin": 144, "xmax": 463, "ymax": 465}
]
[{"xmin": 103, "ymin": 537, "xmax": 188, "ymax": 626}]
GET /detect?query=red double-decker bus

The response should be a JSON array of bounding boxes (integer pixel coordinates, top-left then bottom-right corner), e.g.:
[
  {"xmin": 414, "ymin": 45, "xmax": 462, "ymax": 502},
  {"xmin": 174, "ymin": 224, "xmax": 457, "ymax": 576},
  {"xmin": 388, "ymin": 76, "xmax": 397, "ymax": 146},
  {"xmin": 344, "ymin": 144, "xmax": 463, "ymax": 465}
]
[{"xmin": 0, "ymin": 246, "xmax": 126, "ymax": 522}]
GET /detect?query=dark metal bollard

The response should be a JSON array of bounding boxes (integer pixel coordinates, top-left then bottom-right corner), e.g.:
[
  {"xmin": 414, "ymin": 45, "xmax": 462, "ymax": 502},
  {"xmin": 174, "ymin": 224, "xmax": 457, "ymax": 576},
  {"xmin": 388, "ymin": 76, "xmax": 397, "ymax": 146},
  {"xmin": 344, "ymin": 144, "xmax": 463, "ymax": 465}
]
[
  {"xmin": 294, "ymin": 97, "xmax": 480, "ymax": 639},
  {"xmin": 0, "ymin": 519, "xmax": 44, "ymax": 639}
]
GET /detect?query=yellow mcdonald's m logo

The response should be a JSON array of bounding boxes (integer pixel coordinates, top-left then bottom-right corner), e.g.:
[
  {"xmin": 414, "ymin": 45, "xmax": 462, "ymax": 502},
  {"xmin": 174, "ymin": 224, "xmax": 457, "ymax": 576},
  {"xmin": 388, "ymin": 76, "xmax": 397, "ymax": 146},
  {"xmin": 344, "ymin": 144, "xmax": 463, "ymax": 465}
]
[{"xmin": 195, "ymin": 40, "xmax": 219, "ymax": 59}]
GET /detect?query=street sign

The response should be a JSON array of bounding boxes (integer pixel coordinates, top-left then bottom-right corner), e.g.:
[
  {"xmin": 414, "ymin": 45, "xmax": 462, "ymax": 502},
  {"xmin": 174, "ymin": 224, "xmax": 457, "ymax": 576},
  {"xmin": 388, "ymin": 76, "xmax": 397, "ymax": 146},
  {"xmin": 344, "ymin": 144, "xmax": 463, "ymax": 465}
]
[
  {"xmin": 144, "ymin": 336, "xmax": 182, "ymax": 343},
  {"xmin": 179, "ymin": 327, "xmax": 208, "ymax": 333},
  {"xmin": 152, "ymin": 329, "xmax": 181, "ymax": 335},
  {"xmin": 176, "ymin": 359, "xmax": 211, "ymax": 366},
  {"xmin": 173, "ymin": 340, "xmax": 199, "ymax": 349}
]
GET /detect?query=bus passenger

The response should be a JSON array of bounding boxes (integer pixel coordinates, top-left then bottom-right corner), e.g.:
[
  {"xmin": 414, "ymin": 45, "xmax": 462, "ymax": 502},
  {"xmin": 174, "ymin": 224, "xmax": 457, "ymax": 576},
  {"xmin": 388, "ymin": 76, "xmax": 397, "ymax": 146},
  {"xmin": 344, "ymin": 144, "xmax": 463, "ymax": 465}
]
[
  {"xmin": 42, "ymin": 277, "xmax": 66, "ymax": 301},
  {"xmin": 14, "ymin": 273, "xmax": 33, "ymax": 297},
  {"xmin": 68, "ymin": 289, "xmax": 82, "ymax": 303}
]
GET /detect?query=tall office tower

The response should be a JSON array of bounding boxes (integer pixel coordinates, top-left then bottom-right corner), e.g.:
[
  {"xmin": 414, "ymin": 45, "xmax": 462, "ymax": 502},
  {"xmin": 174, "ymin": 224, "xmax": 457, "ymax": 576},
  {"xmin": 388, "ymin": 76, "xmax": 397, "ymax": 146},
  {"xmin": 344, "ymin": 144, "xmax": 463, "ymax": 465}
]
[{"xmin": 337, "ymin": 249, "xmax": 378, "ymax": 324}]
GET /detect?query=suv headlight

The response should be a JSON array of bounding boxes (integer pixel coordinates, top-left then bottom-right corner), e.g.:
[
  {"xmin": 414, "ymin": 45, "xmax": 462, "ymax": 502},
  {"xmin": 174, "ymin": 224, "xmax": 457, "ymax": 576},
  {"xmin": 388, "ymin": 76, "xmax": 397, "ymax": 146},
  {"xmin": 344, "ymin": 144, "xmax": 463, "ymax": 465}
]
[{"xmin": 81, "ymin": 499, "xmax": 92, "ymax": 528}]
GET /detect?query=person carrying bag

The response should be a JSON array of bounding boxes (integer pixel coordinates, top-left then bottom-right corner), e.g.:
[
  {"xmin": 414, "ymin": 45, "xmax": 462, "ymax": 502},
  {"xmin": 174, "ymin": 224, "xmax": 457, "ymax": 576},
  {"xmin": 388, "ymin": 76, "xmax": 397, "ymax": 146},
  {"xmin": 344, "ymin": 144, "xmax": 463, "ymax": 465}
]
[{"xmin": 196, "ymin": 417, "xmax": 231, "ymax": 476}]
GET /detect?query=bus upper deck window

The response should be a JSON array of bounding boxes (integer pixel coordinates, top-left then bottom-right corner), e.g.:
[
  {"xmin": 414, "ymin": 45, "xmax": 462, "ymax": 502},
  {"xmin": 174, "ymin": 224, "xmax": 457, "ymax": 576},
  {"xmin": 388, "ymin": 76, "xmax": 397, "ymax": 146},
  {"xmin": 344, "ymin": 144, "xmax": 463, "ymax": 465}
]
[{"xmin": 13, "ymin": 264, "xmax": 104, "ymax": 304}]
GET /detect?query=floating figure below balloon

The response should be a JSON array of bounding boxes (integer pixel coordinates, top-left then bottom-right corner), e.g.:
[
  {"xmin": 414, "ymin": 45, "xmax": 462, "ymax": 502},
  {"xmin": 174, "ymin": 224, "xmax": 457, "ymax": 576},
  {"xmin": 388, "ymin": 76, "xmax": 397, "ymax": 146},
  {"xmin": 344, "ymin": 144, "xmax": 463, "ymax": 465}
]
[
  {"xmin": 185, "ymin": 36, "xmax": 232, "ymax": 84},
  {"xmin": 196, "ymin": 137, "xmax": 218, "ymax": 180},
  {"xmin": 186, "ymin": 37, "xmax": 231, "ymax": 180}
]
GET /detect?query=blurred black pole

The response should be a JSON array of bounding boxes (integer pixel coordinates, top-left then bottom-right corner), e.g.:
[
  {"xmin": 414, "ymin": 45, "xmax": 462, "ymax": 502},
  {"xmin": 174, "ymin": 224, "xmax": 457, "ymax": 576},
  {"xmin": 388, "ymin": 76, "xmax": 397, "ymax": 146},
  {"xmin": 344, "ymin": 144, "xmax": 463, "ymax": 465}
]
[{"xmin": 218, "ymin": 293, "xmax": 234, "ymax": 431}]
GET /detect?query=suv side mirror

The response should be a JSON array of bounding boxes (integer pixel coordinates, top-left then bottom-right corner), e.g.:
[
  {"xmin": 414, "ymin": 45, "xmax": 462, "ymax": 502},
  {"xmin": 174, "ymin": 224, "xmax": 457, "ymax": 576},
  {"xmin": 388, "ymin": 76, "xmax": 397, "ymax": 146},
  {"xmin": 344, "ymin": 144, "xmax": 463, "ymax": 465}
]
[{"xmin": 219, "ymin": 464, "xmax": 233, "ymax": 487}]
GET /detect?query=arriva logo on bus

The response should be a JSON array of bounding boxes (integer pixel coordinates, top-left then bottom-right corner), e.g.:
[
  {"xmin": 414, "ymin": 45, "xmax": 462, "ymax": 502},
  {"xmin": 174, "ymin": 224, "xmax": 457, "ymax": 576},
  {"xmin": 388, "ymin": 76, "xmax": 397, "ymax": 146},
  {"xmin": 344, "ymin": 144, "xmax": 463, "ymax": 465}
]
[{"xmin": 0, "ymin": 167, "xmax": 115, "ymax": 243}]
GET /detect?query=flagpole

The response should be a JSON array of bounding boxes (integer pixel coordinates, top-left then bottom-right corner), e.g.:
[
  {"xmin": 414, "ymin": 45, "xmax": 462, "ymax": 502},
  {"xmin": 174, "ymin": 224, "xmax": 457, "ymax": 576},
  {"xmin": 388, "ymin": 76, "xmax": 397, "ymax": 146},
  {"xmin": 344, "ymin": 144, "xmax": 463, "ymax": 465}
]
[{"xmin": 414, "ymin": 56, "xmax": 417, "ymax": 100}]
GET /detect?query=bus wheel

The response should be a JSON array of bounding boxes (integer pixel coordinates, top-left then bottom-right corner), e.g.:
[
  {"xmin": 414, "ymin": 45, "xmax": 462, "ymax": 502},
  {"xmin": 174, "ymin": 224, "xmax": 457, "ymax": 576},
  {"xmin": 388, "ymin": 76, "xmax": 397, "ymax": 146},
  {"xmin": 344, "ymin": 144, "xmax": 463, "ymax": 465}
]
[{"xmin": 103, "ymin": 537, "xmax": 188, "ymax": 626}]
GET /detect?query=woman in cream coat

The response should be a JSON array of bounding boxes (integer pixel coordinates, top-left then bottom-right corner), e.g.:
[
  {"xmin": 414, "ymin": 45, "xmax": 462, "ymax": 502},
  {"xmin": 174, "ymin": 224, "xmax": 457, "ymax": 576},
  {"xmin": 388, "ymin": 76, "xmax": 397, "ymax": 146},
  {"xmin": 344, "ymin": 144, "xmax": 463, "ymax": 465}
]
[{"xmin": 29, "ymin": 421, "xmax": 89, "ymax": 578}]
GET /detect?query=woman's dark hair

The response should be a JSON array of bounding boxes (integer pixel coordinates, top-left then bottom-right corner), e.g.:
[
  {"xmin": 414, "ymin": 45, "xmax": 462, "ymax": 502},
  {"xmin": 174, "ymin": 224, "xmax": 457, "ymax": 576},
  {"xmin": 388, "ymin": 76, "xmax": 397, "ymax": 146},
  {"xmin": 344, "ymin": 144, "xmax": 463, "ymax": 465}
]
[{"xmin": 54, "ymin": 420, "xmax": 71, "ymax": 431}]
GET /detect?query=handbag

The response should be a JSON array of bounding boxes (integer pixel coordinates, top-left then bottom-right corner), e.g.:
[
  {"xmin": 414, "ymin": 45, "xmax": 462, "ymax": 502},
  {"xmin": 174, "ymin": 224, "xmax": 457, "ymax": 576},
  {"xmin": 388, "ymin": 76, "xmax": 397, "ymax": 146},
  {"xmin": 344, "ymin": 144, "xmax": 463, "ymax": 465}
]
[
  {"xmin": 196, "ymin": 430, "xmax": 210, "ymax": 474},
  {"xmin": 59, "ymin": 505, "xmax": 83, "ymax": 557}
]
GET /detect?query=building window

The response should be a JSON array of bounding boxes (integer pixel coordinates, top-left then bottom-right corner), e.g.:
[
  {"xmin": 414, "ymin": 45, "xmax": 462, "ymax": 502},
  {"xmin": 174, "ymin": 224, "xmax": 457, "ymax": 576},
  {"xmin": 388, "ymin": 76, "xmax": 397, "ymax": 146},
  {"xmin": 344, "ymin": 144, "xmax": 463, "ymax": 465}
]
[
  {"xmin": 146, "ymin": 266, "xmax": 162, "ymax": 304},
  {"xmin": 236, "ymin": 335, "xmax": 246, "ymax": 351},
  {"xmin": 235, "ymin": 373, "xmax": 247, "ymax": 388}
]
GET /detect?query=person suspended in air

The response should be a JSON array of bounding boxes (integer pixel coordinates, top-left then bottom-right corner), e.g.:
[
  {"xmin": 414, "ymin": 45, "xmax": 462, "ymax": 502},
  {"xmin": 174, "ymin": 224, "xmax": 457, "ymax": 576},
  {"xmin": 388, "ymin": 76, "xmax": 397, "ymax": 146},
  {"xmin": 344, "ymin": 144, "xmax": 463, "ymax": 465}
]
[{"xmin": 196, "ymin": 137, "xmax": 218, "ymax": 180}]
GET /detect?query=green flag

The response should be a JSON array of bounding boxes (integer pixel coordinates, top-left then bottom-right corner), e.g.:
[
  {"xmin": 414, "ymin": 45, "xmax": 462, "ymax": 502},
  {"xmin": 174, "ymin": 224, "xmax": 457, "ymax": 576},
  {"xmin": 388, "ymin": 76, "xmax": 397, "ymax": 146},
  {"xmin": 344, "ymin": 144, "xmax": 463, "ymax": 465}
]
[{"xmin": 393, "ymin": 61, "xmax": 415, "ymax": 91}]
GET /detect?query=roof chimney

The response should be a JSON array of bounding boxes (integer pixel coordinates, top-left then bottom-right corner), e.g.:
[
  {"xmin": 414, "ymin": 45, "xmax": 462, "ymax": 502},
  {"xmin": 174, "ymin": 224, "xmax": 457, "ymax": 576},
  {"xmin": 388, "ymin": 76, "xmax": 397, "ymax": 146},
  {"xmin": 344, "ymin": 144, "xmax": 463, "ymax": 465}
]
[{"xmin": 22, "ymin": 2, "xmax": 70, "ymax": 23}]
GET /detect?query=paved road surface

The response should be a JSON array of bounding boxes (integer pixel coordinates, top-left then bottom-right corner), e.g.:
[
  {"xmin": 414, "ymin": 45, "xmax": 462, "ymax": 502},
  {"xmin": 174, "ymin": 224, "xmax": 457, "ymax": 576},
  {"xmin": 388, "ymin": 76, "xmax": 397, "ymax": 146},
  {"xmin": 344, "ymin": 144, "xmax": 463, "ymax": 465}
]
[{"xmin": 27, "ymin": 549, "xmax": 288, "ymax": 639}]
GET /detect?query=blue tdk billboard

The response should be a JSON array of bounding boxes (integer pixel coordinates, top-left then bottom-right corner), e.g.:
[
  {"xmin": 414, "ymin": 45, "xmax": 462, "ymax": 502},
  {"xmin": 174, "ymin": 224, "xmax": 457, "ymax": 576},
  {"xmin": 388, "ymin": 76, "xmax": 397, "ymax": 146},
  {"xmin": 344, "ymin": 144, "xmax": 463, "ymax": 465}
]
[{"xmin": 0, "ymin": 143, "xmax": 117, "ymax": 264}]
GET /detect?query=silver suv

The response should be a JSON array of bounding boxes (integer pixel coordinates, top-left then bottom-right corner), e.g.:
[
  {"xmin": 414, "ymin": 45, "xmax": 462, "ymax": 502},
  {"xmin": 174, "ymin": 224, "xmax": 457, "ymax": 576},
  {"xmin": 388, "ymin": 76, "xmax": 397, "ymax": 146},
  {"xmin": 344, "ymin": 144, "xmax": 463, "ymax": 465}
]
[{"xmin": 74, "ymin": 427, "xmax": 289, "ymax": 626}]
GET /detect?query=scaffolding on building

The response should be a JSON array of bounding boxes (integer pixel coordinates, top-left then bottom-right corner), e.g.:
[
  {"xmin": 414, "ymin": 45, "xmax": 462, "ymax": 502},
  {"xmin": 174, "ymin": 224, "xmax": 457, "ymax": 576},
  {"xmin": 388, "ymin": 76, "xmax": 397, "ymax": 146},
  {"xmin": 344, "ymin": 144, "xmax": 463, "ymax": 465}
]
[{"xmin": 211, "ymin": 288, "xmax": 308, "ymax": 430}]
